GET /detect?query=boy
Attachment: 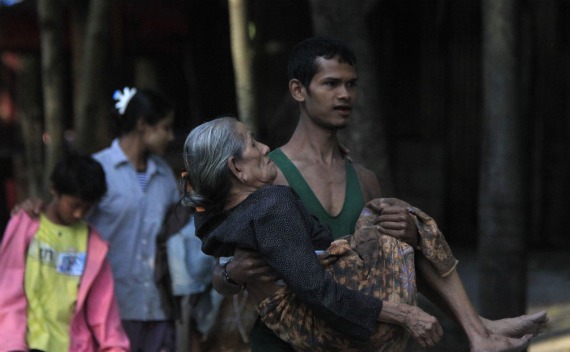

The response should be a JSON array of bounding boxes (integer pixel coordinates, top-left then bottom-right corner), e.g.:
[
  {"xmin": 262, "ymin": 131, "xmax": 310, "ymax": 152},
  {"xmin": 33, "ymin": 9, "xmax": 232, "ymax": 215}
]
[{"xmin": 0, "ymin": 155, "xmax": 129, "ymax": 352}]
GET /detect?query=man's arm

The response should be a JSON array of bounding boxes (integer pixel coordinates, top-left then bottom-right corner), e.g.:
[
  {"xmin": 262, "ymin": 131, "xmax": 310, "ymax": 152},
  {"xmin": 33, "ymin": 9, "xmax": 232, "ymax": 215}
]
[{"xmin": 212, "ymin": 248, "xmax": 280, "ymax": 295}]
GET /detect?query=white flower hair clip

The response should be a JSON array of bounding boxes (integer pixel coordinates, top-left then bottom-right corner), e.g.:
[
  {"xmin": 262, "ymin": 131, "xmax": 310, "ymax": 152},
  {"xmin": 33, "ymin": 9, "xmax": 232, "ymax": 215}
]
[{"xmin": 113, "ymin": 87, "xmax": 137, "ymax": 115}]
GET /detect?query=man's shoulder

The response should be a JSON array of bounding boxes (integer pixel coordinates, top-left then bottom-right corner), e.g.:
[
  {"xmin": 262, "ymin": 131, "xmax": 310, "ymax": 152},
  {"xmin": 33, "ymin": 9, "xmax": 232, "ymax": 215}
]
[
  {"xmin": 351, "ymin": 161, "xmax": 373, "ymax": 178},
  {"xmin": 351, "ymin": 162, "xmax": 381, "ymax": 201}
]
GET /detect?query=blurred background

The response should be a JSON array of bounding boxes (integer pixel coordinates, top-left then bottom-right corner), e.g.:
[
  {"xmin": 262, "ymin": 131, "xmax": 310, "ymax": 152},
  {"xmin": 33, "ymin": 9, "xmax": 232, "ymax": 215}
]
[{"xmin": 1, "ymin": 0, "xmax": 569, "ymax": 350}]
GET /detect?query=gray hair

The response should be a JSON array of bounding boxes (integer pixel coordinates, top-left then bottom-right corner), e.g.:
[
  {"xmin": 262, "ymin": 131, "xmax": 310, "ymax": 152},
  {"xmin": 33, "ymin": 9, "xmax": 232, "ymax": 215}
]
[{"xmin": 182, "ymin": 116, "xmax": 245, "ymax": 212}]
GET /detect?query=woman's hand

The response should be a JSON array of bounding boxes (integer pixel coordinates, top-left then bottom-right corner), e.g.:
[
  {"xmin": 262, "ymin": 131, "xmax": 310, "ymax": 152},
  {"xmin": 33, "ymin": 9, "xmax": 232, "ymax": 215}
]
[
  {"xmin": 378, "ymin": 301, "xmax": 443, "ymax": 348},
  {"xmin": 10, "ymin": 198, "xmax": 45, "ymax": 217},
  {"xmin": 402, "ymin": 305, "xmax": 443, "ymax": 348}
]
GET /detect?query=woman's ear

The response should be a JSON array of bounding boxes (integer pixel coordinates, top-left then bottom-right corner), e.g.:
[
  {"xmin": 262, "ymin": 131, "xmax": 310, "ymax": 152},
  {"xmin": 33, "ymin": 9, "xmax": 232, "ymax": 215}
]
[
  {"xmin": 289, "ymin": 79, "xmax": 306, "ymax": 102},
  {"xmin": 228, "ymin": 156, "xmax": 246, "ymax": 183}
]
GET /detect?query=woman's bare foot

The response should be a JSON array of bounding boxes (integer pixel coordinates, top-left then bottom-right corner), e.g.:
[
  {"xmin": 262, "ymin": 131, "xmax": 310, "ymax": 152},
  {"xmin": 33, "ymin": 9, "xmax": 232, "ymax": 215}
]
[
  {"xmin": 470, "ymin": 333, "xmax": 532, "ymax": 352},
  {"xmin": 481, "ymin": 311, "xmax": 549, "ymax": 338}
]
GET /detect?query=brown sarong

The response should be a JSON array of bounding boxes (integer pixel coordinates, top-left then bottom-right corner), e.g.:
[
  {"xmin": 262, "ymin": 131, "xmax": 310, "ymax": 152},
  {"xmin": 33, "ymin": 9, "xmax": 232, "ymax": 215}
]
[{"xmin": 257, "ymin": 198, "xmax": 458, "ymax": 352}]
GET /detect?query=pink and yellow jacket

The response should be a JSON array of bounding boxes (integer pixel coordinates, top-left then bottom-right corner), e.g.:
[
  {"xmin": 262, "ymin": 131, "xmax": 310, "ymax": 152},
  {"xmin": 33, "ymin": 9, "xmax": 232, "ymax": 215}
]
[{"xmin": 0, "ymin": 211, "xmax": 130, "ymax": 352}]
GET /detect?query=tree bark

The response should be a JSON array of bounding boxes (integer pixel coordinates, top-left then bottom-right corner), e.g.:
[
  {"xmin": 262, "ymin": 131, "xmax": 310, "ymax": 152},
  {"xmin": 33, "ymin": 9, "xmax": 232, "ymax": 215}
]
[
  {"xmin": 74, "ymin": 0, "xmax": 112, "ymax": 153},
  {"xmin": 37, "ymin": 0, "xmax": 66, "ymax": 189},
  {"xmin": 531, "ymin": 1, "xmax": 570, "ymax": 247},
  {"xmin": 16, "ymin": 55, "xmax": 45, "ymax": 199},
  {"xmin": 479, "ymin": 0, "xmax": 527, "ymax": 318},
  {"xmin": 228, "ymin": 0, "xmax": 258, "ymax": 133},
  {"xmin": 309, "ymin": 0, "xmax": 394, "ymax": 196}
]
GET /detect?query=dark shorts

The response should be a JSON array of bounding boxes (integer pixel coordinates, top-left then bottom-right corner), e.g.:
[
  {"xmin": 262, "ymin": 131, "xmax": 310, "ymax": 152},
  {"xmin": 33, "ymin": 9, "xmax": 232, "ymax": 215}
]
[{"xmin": 122, "ymin": 319, "xmax": 175, "ymax": 352}]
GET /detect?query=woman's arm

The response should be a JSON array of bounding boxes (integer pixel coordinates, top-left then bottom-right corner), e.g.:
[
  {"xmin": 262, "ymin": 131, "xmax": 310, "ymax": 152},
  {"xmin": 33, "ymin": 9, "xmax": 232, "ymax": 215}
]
[{"xmin": 251, "ymin": 187, "xmax": 382, "ymax": 341}]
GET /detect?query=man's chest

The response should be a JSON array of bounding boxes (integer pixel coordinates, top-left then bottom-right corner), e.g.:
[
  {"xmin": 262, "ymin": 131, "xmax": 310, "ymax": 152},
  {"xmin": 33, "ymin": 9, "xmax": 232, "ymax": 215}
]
[{"xmin": 297, "ymin": 163, "xmax": 347, "ymax": 216}]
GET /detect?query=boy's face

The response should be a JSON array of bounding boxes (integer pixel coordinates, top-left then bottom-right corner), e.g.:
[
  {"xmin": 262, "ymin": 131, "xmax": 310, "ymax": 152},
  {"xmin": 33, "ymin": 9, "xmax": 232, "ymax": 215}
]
[{"xmin": 51, "ymin": 193, "xmax": 94, "ymax": 226}]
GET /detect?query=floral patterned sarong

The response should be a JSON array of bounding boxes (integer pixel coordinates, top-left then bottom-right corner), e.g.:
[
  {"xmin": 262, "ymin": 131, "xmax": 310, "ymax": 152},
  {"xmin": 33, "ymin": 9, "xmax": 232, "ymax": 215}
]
[{"xmin": 257, "ymin": 198, "xmax": 458, "ymax": 352}]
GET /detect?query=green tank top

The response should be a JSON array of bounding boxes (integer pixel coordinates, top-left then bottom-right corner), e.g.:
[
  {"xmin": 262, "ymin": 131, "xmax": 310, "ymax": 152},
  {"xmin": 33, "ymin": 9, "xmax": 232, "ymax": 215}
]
[{"xmin": 269, "ymin": 148, "xmax": 365, "ymax": 239}]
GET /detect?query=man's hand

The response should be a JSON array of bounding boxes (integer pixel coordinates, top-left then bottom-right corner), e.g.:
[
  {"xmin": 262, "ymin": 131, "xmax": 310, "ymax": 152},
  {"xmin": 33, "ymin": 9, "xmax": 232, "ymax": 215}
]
[
  {"xmin": 227, "ymin": 248, "xmax": 280, "ymax": 284},
  {"xmin": 212, "ymin": 248, "xmax": 280, "ymax": 295},
  {"xmin": 376, "ymin": 202, "xmax": 418, "ymax": 248},
  {"xmin": 11, "ymin": 198, "xmax": 45, "ymax": 217}
]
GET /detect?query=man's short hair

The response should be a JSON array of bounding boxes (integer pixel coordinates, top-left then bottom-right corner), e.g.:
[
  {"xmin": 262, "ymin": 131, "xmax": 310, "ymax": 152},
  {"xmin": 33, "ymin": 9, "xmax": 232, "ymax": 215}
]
[
  {"xmin": 50, "ymin": 154, "xmax": 107, "ymax": 202},
  {"xmin": 287, "ymin": 36, "xmax": 357, "ymax": 89}
]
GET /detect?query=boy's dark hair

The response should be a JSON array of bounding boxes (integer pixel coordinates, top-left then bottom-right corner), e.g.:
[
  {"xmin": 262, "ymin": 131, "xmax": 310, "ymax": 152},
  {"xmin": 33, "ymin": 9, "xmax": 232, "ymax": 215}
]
[
  {"xmin": 287, "ymin": 36, "xmax": 357, "ymax": 89},
  {"xmin": 50, "ymin": 154, "xmax": 107, "ymax": 202},
  {"xmin": 113, "ymin": 88, "xmax": 174, "ymax": 136}
]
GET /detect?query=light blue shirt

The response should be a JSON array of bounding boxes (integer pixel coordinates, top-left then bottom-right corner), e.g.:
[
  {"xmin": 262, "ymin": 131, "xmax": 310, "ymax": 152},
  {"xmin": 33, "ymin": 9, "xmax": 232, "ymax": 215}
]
[
  {"xmin": 167, "ymin": 217, "xmax": 216, "ymax": 296},
  {"xmin": 88, "ymin": 139, "xmax": 179, "ymax": 320},
  {"xmin": 166, "ymin": 218, "xmax": 224, "ymax": 336}
]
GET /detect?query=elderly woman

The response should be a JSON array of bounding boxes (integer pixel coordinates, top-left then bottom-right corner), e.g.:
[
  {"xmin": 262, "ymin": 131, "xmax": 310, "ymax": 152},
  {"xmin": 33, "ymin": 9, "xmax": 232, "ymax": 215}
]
[{"xmin": 181, "ymin": 116, "xmax": 539, "ymax": 352}]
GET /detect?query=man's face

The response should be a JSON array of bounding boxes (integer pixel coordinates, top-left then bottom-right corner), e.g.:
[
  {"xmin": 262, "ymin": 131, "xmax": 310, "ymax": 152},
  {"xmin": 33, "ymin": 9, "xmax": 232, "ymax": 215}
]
[{"xmin": 303, "ymin": 56, "xmax": 358, "ymax": 130}]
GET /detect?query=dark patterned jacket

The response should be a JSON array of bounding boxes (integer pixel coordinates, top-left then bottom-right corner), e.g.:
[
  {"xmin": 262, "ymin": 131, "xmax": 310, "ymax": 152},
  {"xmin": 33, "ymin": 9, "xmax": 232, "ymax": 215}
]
[{"xmin": 195, "ymin": 185, "xmax": 383, "ymax": 342}]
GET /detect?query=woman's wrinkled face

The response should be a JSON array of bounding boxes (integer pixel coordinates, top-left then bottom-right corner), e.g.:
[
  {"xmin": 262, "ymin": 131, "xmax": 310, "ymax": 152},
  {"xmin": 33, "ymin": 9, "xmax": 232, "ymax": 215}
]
[
  {"xmin": 143, "ymin": 112, "xmax": 175, "ymax": 155},
  {"xmin": 234, "ymin": 122, "xmax": 277, "ymax": 188}
]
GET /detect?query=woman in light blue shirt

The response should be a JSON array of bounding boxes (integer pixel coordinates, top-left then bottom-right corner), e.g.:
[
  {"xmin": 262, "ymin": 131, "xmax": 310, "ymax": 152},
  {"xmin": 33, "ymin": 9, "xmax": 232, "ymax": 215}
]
[{"xmin": 88, "ymin": 87, "xmax": 179, "ymax": 352}]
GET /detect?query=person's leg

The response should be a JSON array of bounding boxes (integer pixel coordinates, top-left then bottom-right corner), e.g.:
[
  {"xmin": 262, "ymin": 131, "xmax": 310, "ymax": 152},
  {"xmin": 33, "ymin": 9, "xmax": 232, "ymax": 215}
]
[
  {"xmin": 405, "ymin": 199, "xmax": 546, "ymax": 346},
  {"xmin": 416, "ymin": 254, "xmax": 533, "ymax": 352},
  {"xmin": 122, "ymin": 320, "xmax": 144, "ymax": 352},
  {"xmin": 416, "ymin": 273, "xmax": 548, "ymax": 338},
  {"xmin": 481, "ymin": 313, "xmax": 548, "ymax": 338},
  {"xmin": 123, "ymin": 320, "xmax": 175, "ymax": 352},
  {"xmin": 255, "ymin": 234, "xmax": 414, "ymax": 351}
]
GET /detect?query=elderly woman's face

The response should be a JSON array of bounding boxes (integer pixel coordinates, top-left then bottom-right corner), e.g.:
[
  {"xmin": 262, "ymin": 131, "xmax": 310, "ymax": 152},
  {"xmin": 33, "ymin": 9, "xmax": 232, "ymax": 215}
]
[{"xmin": 234, "ymin": 122, "xmax": 277, "ymax": 188}]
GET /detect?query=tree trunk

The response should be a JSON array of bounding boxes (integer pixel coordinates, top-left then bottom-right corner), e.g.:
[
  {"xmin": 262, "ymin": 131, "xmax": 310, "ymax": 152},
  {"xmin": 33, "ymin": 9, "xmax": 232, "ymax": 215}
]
[
  {"xmin": 479, "ymin": 0, "xmax": 527, "ymax": 319},
  {"xmin": 38, "ymin": 0, "xmax": 66, "ymax": 189},
  {"xmin": 228, "ymin": 0, "xmax": 258, "ymax": 134},
  {"xmin": 531, "ymin": 1, "xmax": 570, "ymax": 247},
  {"xmin": 74, "ymin": 0, "xmax": 112, "ymax": 153},
  {"xmin": 309, "ymin": 0, "xmax": 394, "ymax": 196},
  {"xmin": 16, "ymin": 55, "xmax": 45, "ymax": 199}
]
